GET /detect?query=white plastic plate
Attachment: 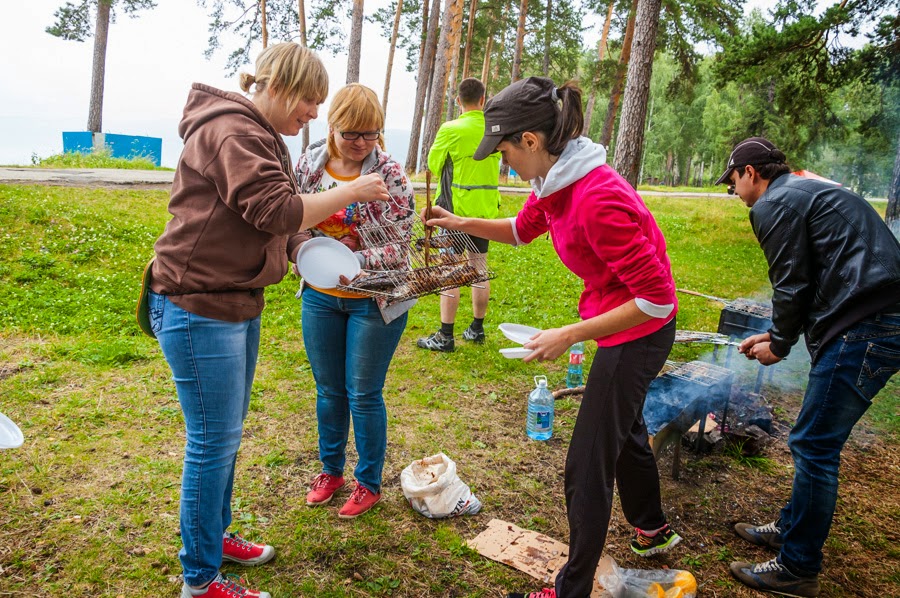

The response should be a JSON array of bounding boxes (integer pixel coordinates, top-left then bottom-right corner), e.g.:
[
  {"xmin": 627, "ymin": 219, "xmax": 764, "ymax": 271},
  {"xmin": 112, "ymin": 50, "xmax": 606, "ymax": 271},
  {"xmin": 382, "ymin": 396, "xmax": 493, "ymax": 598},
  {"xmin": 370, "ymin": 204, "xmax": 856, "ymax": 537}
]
[
  {"xmin": 296, "ymin": 237, "xmax": 361, "ymax": 289},
  {"xmin": 499, "ymin": 347, "xmax": 534, "ymax": 359},
  {"xmin": 498, "ymin": 323, "xmax": 542, "ymax": 345},
  {"xmin": 0, "ymin": 412, "xmax": 24, "ymax": 449}
]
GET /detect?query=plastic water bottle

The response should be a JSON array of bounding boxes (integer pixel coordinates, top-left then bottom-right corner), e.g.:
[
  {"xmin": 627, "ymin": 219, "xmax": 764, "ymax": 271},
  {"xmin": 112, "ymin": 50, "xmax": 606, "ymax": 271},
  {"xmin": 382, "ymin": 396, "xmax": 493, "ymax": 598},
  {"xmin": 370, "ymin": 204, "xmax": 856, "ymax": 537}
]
[
  {"xmin": 566, "ymin": 341, "xmax": 585, "ymax": 388},
  {"xmin": 527, "ymin": 375, "xmax": 554, "ymax": 441}
]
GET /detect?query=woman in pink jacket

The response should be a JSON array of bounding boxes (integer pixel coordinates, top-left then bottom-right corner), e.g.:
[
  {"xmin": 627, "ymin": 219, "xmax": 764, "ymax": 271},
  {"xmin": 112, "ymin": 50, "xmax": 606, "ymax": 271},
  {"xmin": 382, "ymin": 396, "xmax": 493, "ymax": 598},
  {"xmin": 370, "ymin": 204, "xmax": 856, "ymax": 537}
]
[{"xmin": 425, "ymin": 77, "xmax": 681, "ymax": 598}]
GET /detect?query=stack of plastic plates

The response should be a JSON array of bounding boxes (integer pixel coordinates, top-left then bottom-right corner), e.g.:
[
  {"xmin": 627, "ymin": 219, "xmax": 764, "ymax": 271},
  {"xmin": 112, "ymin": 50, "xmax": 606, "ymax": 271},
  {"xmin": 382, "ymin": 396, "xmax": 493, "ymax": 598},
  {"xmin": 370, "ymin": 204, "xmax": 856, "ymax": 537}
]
[{"xmin": 498, "ymin": 323, "xmax": 542, "ymax": 359}]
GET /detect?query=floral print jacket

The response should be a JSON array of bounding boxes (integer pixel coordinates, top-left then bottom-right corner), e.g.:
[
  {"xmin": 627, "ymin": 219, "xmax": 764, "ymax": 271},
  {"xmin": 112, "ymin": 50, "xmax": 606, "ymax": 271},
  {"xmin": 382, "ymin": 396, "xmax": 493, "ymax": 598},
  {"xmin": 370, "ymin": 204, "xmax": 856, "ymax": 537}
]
[
  {"xmin": 287, "ymin": 140, "xmax": 417, "ymax": 321},
  {"xmin": 287, "ymin": 139, "xmax": 415, "ymax": 273}
]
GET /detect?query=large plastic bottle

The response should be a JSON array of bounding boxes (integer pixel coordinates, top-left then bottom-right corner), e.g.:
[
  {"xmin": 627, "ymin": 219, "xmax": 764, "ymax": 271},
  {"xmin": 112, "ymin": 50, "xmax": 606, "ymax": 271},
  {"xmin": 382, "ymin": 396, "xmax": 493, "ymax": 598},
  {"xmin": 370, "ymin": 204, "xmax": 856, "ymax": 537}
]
[
  {"xmin": 527, "ymin": 375, "xmax": 554, "ymax": 441},
  {"xmin": 566, "ymin": 341, "xmax": 585, "ymax": 388}
]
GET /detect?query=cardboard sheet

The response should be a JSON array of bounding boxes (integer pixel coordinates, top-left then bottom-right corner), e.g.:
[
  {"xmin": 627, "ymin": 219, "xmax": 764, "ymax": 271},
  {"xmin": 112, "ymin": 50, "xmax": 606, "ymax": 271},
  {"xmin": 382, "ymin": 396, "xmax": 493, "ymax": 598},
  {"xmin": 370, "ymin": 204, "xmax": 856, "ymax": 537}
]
[{"xmin": 467, "ymin": 518, "xmax": 612, "ymax": 596}]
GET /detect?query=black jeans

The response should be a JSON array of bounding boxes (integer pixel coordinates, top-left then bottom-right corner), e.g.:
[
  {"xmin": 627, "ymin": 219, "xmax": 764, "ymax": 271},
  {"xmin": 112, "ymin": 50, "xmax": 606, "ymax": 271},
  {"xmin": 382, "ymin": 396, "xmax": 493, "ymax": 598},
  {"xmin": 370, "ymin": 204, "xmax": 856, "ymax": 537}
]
[{"xmin": 555, "ymin": 318, "xmax": 676, "ymax": 598}]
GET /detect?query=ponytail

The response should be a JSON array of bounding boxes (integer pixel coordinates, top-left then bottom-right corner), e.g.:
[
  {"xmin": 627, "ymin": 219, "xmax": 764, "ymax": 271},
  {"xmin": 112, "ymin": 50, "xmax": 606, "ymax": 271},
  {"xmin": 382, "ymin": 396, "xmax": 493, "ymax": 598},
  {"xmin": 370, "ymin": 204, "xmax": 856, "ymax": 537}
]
[
  {"xmin": 501, "ymin": 79, "xmax": 584, "ymax": 157},
  {"xmin": 545, "ymin": 81, "xmax": 583, "ymax": 156}
]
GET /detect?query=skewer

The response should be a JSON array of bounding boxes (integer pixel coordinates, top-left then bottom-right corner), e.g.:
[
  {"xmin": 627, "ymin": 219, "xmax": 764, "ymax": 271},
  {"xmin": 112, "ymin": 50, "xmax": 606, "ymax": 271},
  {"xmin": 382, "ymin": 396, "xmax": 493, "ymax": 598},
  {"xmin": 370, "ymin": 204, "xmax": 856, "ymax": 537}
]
[
  {"xmin": 424, "ymin": 170, "xmax": 433, "ymax": 267},
  {"xmin": 676, "ymin": 288, "xmax": 730, "ymax": 304}
]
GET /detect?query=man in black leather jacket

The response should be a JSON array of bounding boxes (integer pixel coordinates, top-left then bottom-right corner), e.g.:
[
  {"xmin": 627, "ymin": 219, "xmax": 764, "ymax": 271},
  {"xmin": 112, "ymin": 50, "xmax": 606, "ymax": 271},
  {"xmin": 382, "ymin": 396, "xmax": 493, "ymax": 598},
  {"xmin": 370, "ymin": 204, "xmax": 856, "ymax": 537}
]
[{"xmin": 716, "ymin": 137, "xmax": 900, "ymax": 598}]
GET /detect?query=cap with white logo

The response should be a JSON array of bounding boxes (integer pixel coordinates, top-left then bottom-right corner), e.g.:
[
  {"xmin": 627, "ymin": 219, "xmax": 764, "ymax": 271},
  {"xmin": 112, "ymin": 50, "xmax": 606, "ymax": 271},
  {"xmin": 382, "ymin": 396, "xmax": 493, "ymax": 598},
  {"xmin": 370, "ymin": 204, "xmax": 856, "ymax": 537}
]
[{"xmin": 473, "ymin": 76, "xmax": 561, "ymax": 161}]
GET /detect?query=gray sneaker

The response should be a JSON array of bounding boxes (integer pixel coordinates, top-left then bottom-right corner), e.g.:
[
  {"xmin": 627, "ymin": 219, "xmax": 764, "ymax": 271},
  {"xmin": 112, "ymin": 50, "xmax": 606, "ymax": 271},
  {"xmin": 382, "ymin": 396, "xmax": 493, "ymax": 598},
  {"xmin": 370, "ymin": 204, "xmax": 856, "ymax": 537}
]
[
  {"xmin": 735, "ymin": 520, "xmax": 784, "ymax": 550},
  {"xmin": 730, "ymin": 558, "xmax": 819, "ymax": 597},
  {"xmin": 416, "ymin": 330, "xmax": 455, "ymax": 352},
  {"xmin": 462, "ymin": 324, "xmax": 486, "ymax": 343}
]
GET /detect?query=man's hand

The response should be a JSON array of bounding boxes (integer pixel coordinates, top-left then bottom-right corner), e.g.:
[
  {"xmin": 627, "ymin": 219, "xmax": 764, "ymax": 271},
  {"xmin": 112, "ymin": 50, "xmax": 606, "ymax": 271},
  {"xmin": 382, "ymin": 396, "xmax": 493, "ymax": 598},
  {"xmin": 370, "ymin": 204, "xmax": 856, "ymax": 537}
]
[
  {"xmin": 522, "ymin": 327, "xmax": 575, "ymax": 363},
  {"xmin": 739, "ymin": 332, "xmax": 782, "ymax": 365}
]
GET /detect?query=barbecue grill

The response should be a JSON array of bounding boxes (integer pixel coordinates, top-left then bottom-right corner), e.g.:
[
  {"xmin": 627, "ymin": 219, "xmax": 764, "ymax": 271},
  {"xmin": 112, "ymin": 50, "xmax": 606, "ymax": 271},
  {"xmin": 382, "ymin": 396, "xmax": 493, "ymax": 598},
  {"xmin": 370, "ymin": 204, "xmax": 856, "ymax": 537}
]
[
  {"xmin": 337, "ymin": 173, "xmax": 493, "ymax": 301},
  {"xmin": 646, "ymin": 360, "xmax": 735, "ymax": 478},
  {"xmin": 677, "ymin": 289, "xmax": 776, "ymax": 392},
  {"xmin": 717, "ymin": 298, "xmax": 773, "ymax": 339}
]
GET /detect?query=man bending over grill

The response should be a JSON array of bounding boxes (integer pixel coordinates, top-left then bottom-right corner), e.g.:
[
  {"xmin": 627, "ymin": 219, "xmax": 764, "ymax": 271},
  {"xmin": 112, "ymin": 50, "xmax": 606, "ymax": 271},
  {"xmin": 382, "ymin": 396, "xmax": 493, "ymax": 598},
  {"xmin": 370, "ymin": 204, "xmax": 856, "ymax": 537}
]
[{"xmin": 717, "ymin": 136, "xmax": 900, "ymax": 598}]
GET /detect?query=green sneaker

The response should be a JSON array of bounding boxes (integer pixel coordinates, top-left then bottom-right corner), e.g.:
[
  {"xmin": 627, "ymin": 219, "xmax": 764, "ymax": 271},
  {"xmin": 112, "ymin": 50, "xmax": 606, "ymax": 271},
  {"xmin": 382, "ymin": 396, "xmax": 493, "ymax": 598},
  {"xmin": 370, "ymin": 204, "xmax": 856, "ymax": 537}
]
[
  {"xmin": 730, "ymin": 558, "xmax": 820, "ymax": 597},
  {"xmin": 631, "ymin": 524, "xmax": 682, "ymax": 557}
]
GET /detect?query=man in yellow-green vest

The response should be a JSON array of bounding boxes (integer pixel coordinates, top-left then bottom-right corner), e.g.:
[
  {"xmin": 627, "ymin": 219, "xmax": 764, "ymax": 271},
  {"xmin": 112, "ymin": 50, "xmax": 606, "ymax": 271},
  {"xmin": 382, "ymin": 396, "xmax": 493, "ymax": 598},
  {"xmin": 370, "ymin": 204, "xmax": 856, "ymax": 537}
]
[{"xmin": 417, "ymin": 78, "xmax": 501, "ymax": 352}]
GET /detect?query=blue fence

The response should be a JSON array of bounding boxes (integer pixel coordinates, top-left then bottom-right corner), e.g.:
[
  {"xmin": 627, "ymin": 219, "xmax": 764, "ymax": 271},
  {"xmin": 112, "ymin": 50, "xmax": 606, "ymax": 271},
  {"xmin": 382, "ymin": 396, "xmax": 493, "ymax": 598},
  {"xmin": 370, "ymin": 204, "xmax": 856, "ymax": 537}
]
[{"xmin": 62, "ymin": 132, "xmax": 162, "ymax": 166}]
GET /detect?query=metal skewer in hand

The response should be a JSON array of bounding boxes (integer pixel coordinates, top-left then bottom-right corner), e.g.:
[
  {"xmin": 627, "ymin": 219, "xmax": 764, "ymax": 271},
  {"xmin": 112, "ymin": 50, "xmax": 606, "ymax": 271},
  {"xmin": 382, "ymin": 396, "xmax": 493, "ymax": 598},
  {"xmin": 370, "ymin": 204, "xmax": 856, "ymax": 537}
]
[{"xmin": 424, "ymin": 170, "xmax": 433, "ymax": 268}]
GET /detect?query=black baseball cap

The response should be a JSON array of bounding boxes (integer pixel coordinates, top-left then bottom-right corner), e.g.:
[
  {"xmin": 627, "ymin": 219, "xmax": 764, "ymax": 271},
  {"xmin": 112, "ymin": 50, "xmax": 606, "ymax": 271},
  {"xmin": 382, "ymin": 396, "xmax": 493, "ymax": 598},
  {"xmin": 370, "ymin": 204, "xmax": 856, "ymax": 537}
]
[
  {"xmin": 715, "ymin": 137, "xmax": 784, "ymax": 185},
  {"xmin": 473, "ymin": 76, "xmax": 559, "ymax": 161}
]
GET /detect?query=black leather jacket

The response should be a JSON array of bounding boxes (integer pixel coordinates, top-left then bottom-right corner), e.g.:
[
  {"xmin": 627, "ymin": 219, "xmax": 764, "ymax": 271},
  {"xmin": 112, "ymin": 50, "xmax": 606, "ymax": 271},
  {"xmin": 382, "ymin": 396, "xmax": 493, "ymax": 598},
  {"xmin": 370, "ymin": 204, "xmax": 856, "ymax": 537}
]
[{"xmin": 750, "ymin": 173, "xmax": 900, "ymax": 363}]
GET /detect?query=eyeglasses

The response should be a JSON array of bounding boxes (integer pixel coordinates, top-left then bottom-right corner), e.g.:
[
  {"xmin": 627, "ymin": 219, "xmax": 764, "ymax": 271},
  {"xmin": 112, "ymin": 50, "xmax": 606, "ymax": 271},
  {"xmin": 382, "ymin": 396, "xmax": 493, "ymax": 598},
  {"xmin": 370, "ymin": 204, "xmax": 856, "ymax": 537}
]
[
  {"xmin": 339, "ymin": 131, "xmax": 381, "ymax": 141},
  {"xmin": 727, "ymin": 184, "xmax": 735, "ymax": 195}
]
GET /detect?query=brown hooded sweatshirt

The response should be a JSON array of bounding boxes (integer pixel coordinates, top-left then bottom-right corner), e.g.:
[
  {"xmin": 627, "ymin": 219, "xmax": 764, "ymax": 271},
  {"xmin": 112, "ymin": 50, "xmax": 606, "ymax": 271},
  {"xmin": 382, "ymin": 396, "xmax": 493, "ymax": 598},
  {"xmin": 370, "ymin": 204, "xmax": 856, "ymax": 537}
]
[{"xmin": 151, "ymin": 83, "xmax": 305, "ymax": 322}]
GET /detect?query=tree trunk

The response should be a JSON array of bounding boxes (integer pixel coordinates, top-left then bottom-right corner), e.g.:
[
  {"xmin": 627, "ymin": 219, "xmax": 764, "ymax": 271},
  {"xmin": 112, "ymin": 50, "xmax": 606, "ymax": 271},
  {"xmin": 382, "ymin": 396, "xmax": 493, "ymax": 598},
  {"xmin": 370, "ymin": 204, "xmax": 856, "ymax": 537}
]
[
  {"xmin": 347, "ymin": 0, "xmax": 364, "ymax": 83},
  {"xmin": 887, "ymin": 131, "xmax": 900, "ymax": 240},
  {"xmin": 612, "ymin": 0, "xmax": 662, "ymax": 187},
  {"xmin": 260, "ymin": 0, "xmax": 268, "ymax": 47},
  {"xmin": 445, "ymin": 20, "xmax": 463, "ymax": 120},
  {"xmin": 383, "ymin": 0, "xmax": 404, "ymax": 113},
  {"xmin": 87, "ymin": 0, "xmax": 111, "ymax": 134},
  {"xmin": 421, "ymin": 0, "xmax": 465, "ymax": 169},
  {"xmin": 299, "ymin": 0, "xmax": 309, "ymax": 150},
  {"xmin": 405, "ymin": 0, "xmax": 442, "ymax": 173},
  {"xmin": 491, "ymin": 3, "xmax": 508, "ymax": 87},
  {"xmin": 583, "ymin": 0, "xmax": 614, "ymax": 136},
  {"xmin": 600, "ymin": 0, "xmax": 638, "ymax": 149},
  {"xmin": 480, "ymin": 34, "xmax": 493, "ymax": 89},
  {"xmin": 541, "ymin": 0, "xmax": 552, "ymax": 75},
  {"xmin": 418, "ymin": 0, "xmax": 430, "ymax": 70},
  {"xmin": 461, "ymin": 0, "xmax": 478, "ymax": 79},
  {"xmin": 511, "ymin": 0, "xmax": 529, "ymax": 82}
]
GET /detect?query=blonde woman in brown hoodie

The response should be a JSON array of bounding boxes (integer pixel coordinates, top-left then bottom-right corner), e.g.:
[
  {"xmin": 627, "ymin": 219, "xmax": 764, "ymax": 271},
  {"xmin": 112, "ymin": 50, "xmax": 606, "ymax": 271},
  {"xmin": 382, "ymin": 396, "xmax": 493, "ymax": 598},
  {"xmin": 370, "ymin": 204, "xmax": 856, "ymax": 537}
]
[{"xmin": 148, "ymin": 43, "xmax": 389, "ymax": 598}]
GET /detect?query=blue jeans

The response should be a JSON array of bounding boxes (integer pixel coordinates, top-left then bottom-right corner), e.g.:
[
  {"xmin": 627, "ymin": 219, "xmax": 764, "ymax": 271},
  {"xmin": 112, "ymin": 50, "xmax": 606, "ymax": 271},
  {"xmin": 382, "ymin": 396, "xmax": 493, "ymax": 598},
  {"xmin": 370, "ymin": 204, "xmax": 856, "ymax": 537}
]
[
  {"xmin": 301, "ymin": 287, "xmax": 407, "ymax": 493},
  {"xmin": 778, "ymin": 311, "xmax": 900, "ymax": 576},
  {"xmin": 149, "ymin": 292, "xmax": 260, "ymax": 587}
]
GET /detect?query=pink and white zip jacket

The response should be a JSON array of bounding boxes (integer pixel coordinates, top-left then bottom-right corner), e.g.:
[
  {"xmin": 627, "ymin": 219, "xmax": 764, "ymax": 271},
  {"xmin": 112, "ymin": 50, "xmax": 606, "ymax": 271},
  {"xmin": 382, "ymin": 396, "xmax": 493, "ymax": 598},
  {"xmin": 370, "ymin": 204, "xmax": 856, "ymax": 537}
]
[{"xmin": 510, "ymin": 137, "xmax": 677, "ymax": 347}]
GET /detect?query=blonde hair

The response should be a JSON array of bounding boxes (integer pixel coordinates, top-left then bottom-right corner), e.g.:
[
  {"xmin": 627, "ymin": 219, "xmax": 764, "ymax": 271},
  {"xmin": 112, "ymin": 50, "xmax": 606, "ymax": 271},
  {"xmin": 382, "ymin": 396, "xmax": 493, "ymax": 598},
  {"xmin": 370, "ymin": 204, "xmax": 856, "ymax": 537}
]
[
  {"xmin": 326, "ymin": 84, "xmax": 386, "ymax": 159},
  {"xmin": 239, "ymin": 43, "xmax": 328, "ymax": 111}
]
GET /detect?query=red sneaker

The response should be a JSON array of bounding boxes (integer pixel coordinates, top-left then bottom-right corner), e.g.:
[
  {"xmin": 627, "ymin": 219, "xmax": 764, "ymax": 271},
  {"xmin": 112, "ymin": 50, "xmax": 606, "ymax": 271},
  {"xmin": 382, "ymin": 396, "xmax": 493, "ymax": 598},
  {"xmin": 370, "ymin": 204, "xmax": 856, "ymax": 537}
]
[
  {"xmin": 506, "ymin": 589, "xmax": 556, "ymax": 598},
  {"xmin": 338, "ymin": 482, "xmax": 381, "ymax": 519},
  {"xmin": 306, "ymin": 472, "xmax": 346, "ymax": 506},
  {"xmin": 222, "ymin": 531, "xmax": 275, "ymax": 566},
  {"xmin": 181, "ymin": 573, "xmax": 270, "ymax": 598}
]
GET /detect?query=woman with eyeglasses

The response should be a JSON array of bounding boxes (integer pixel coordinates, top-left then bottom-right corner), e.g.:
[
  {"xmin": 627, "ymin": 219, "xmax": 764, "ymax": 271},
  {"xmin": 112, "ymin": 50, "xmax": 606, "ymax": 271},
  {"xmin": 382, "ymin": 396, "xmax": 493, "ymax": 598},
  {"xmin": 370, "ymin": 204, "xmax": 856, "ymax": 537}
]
[{"xmin": 287, "ymin": 83, "xmax": 415, "ymax": 518}]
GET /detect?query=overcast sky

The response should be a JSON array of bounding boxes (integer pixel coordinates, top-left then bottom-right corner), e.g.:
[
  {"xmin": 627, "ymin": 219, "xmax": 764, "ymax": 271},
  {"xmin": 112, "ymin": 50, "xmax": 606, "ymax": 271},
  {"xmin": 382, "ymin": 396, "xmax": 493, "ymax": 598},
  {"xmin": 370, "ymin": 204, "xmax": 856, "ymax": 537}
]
[
  {"xmin": 2, "ymin": 0, "xmax": 424, "ymax": 168},
  {"xmin": 3, "ymin": 1, "xmax": 784, "ymax": 169}
]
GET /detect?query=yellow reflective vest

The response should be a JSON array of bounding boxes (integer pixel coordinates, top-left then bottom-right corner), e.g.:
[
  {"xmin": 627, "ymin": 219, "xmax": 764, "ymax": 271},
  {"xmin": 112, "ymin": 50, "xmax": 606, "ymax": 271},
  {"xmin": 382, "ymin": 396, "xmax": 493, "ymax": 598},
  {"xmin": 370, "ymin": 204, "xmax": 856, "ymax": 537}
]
[{"xmin": 427, "ymin": 110, "xmax": 501, "ymax": 218}]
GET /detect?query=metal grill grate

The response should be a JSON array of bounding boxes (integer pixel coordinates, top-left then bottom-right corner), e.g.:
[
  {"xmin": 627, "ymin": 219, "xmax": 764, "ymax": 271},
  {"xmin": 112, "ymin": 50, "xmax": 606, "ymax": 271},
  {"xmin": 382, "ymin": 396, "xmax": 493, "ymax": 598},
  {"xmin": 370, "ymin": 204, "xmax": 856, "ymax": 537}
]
[{"xmin": 336, "ymin": 177, "xmax": 493, "ymax": 301}]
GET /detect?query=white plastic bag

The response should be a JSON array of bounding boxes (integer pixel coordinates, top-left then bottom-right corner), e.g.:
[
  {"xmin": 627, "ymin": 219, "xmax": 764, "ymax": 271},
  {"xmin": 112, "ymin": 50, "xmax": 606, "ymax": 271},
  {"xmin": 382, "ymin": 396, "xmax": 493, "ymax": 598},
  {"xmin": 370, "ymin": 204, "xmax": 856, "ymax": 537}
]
[
  {"xmin": 400, "ymin": 453, "xmax": 482, "ymax": 518},
  {"xmin": 596, "ymin": 555, "xmax": 697, "ymax": 598}
]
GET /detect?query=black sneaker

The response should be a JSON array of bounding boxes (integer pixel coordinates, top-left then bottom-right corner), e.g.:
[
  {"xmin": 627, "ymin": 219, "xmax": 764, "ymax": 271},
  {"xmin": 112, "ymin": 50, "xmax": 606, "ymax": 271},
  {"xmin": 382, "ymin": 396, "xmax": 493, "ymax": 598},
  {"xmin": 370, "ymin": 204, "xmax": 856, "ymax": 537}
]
[
  {"xmin": 631, "ymin": 524, "xmax": 682, "ymax": 557},
  {"xmin": 730, "ymin": 558, "xmax": 820, "ymax": 597},
  {"xmin": 416, "ymin": 330, "xmax": 455, "ymax": 352},
  {"xmin": 735, "ymin": 520, "xmax": 784, "ymax": 550},
  {"xmin": 462, "ymin": 324, "xmax": 486, "ymax": 343}
]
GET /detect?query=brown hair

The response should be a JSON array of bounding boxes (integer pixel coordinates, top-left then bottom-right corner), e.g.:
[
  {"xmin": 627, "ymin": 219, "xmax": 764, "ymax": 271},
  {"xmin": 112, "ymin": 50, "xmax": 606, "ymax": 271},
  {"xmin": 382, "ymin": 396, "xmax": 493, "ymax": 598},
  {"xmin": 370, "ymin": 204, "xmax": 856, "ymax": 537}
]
[
  {"xmin": 326, "ymin": 84, "xmax": 386, "ymax": 159},
  {"xmin": 239, "ymin": 43, "xmax": 328, "ymax": 112},
  {"xmin": 503, "ymin": 80, "xmax": 584, "ymax": 157},
  {"xmin": 458, "ymin": 78, "xmax": 485, "ymax": 107}
]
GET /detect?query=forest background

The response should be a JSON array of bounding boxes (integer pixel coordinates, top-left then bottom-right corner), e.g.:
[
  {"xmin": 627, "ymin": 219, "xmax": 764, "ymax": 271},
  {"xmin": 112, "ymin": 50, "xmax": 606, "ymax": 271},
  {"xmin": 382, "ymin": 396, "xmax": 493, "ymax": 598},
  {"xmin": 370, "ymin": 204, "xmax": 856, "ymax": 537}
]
[{"xmin": 31, "ymin": 0, "xmax": 898, "ymax": 198}]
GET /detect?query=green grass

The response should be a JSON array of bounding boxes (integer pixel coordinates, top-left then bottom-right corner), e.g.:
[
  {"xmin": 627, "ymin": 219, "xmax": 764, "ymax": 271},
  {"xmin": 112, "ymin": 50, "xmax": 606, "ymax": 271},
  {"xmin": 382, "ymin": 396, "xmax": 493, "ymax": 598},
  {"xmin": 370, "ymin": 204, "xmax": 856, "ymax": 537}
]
[
  {"xmin": 29, "ymin": 148, "xmax": 170, "ymax": 170},
  {"xmin": 0, "ymin": 183, "xmax": 896, "ymax": 596}
]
